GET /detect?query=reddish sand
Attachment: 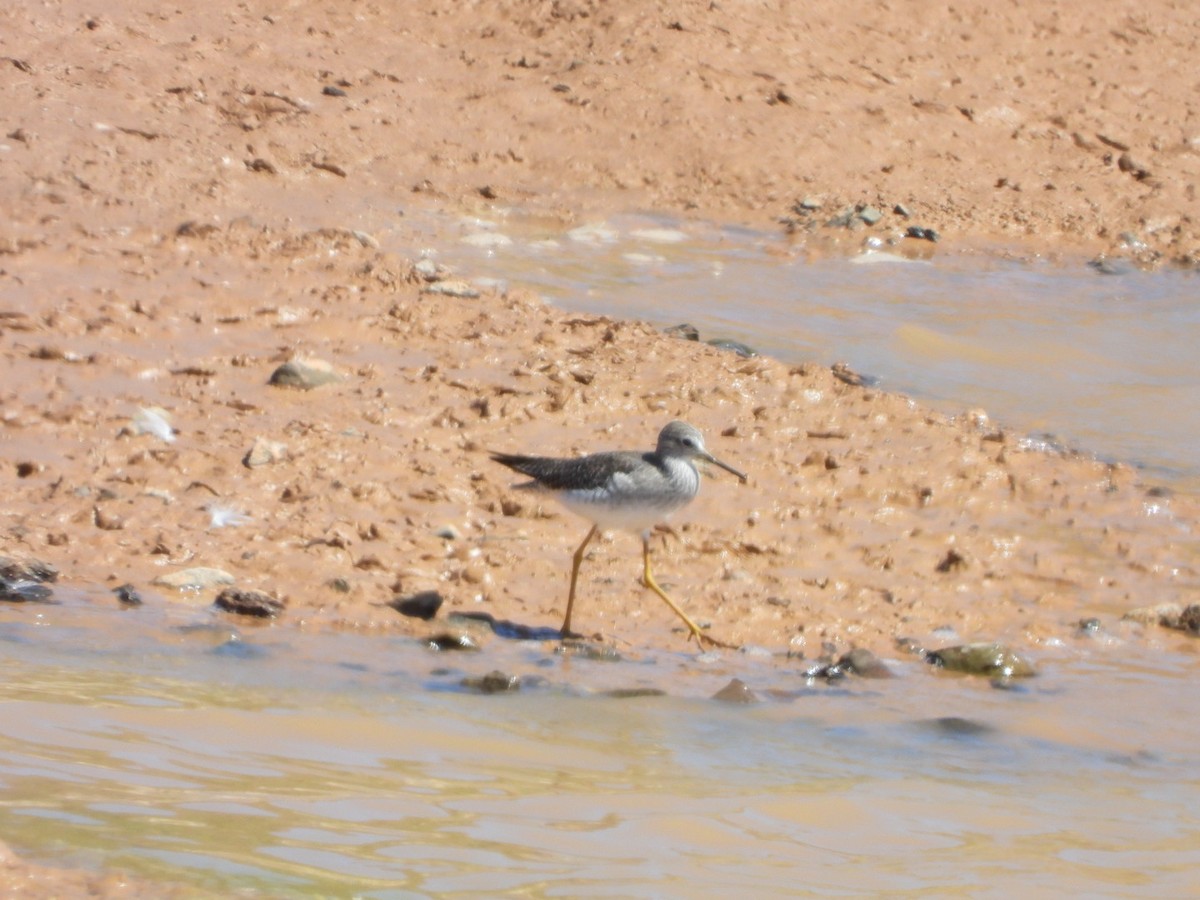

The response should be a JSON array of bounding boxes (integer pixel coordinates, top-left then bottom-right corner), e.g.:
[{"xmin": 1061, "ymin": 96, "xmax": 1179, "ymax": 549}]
[{"xmin": 3, "ymin": 0, "xmax": 1200, "ymax": 891}]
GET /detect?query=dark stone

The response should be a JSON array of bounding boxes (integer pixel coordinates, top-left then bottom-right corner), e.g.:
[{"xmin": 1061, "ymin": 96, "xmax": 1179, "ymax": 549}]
[
  {"xmin": 0, "ymin": 556, "xmax": 59, "ymax": 583},
  {"xmin": 113, "ymin": 583, "xmax": 143, "ymax": 606},
  {"xmin": 1076, "ymin": 617, "xmax": 1103, "ymax": 635},
  {"xmin": 461, "ymin": 670, "xmax": 520, "ymax": 693},
  {"xmin": 322, "ymin": 85, "xmax": 347, "ymax": 97},
  {"xmin": 1176, "ymin": 605, "xmax": 1200, "ymax": 635},
  {"xmin": 0, "ymin": 579, "xmax": 54, "ymax": 603},
  {"xmin": 921, "ymin": 716, "xmax": 995, "ymax": 737},
  {"xmin": 838, "ymin": 648, "xmax": 893, "ymax": 678},
  {"xmin": 391, "ymin": 590, "xmax": 444, "ymax": 621},
  {"xmin": 663, "ymin": 323, "xmax": 700, "ymax": 341},
  {"xmin": 712, "ymin": 678, "xmax": 759, "ymax": 703},
  {"xmin": 213, "ymin": 587, "xmax": 286, "ymax": 618},
  {"xmin": 904, "ymin": 226, "xmax": 939, "ymax": 242},
  {"xmin": 705, "ymin": 338, "xmax": 758, "ymax": 358},
  {"xmin": 935, "ymin": 548, "xmax": 969, "ymax": 573},
  {"xmin": 1088, "ymin": 256, "xmax": 1134, "ymax": 276},
  {"xmin": 427, "ymin": 632, "xmax": 480, "ymax": 652}
]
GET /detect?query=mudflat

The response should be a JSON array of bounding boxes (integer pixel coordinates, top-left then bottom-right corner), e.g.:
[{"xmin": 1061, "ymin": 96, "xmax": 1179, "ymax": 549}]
[{"xmin": 2, "ymin": 1, "xmax": 1199, "ymax": 891}]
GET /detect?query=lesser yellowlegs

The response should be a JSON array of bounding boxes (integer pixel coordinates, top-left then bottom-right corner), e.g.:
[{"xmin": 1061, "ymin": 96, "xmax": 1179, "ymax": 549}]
[{"xmin": 491, "ymin": 421, "xmax": 747, "ymax": 648}]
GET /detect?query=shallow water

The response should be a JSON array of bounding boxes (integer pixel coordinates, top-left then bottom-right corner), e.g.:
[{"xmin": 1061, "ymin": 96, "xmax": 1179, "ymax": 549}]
[
  {"xmin": 430, "ymin": 212, "xmax": 1200, "ymax": 487},
  {"xmin": 6, "ymin": 211, "xmax": 1200, "ymax": 895},
  {"xmin": 4, "ymin": 595, "xmax": 1200, "ymax": 897}
]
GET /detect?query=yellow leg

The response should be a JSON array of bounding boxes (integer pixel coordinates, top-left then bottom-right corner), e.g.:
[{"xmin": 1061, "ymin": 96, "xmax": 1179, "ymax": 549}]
[
  {"xmin": 641, "ymin": 535, "xmax": 736, "ymax": 650},
  {"xmin": 561, "ymin": 524, "xmax": 598, "ymax": 638}
]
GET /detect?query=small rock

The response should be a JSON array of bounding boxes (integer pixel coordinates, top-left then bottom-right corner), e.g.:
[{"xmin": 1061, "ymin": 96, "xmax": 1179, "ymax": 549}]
[
  {"xmin": 0, "ymin": 556, "xmax": 59, "ymax": 583},
  {"xmin": 1088, "ymin": 256, "xmax": 1134, "ymax": 276},
  {"xmin": 838, "ymin": 648, "xmax": 894, "ymax": 678},
  {"xmin": 1122, "ymin": 602, "xmax": 1183, "ymax": 627},
  {"xmin": 706, "ymin": 338, "xmax": 758, "ymax": 358},
  {"xmin": 243, "ymin": 437, "xmax": 288, "ymax": 468},
  {"xmin": 390, "ymin": 590, "xmax": 444, "ymax": 621},
  {"xmin": 935, "ymin": 548, "xmax": 969, "ymax": 573},
  {"xmin": 1117, "ymin": 152, "xmax": 1151, "ymax": 181},
  {"xmin": 920, "ymin": 716, "xmax": 995, "ymax": 737},
  {"xmin": 268, "ymin": 359, "xmax": 342, "ymax": 390},
  {"xmin": 927, "ymin": 642, "xmax": 1036, "ymax": 678},
  {"xmin": 129, "ymin": 406, "xmax": 176, "ymax": 442},
  {"xmin": 154, "ymin": 566, "xmax": 236, "ymax": 590},
  {"xmin": 893, "ymin": 203, "xmax": 911, "ymax": 218},
  {"xmin": 1177, "ymin": 605, "xmax": 1200, "ymax": 635},
  {"xmin": 432, "ymin": 524, "xmax": 461, "ymax": 540},
  {"xmin": 427, "ymin": 631, "xmax": 480, "ymax": 652},
  {"xmin": 420, "ymin": 280, "xmax": 480, "ymax": 298},
  {"xmin": 113, "ymin": 583, "xmax": 143, "ymax": 606},
  {"xmin": 322, "ymin": 85, "xmax": 347, "ymax": 97},
  {"xmin": 412, "ymin": 257, "xmax": 443, "ymax": 281},
  {"xmin": 214, "ymin": 587, "xmax": 286, "ymax": 618},
  {"xmin": 857, "ymin": 205, "xmax": 883, "ymax": 225},
  {"xmin": 795, "ymin": 196, "xmax": 824, "ymax": 212},
  {"xmin": 663, "ymin": 323, "xmax": 700, "ymax": 341},
  {"xmin": 905, "ymin": 226, "xmax": 939, "ymax": 242},
  {"xmin": 461, "ymin": 670, "xmax": 521, "ymax": 694},
  {"xmin": 0, "ymin": 579, "xmax": 54, "ymax": 603},
  {"xmin": 712, "ymin": 677, "xmax": 759, "ymax": 703}
]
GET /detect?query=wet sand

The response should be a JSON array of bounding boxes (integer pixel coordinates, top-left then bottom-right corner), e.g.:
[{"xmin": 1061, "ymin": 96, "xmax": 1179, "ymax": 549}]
[{"xmin": 3, "ymin": 0, "xmax": 1200, "ymax": 891}]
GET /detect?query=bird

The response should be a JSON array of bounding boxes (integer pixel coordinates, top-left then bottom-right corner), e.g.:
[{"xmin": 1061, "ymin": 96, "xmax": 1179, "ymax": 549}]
[{"xmin": 490, "ymin": 420, "xmax": 747, "ymax": 648}]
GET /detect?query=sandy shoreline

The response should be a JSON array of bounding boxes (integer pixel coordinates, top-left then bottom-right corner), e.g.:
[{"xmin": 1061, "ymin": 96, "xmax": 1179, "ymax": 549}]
[{"xmin": 3, "ymin": 0, "xmax": 1200, "ymax": 890}]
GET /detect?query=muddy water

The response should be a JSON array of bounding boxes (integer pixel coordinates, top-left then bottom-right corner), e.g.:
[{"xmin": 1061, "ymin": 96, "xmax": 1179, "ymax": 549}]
[
  {"xmin": 4, "ymin": 593, "xmax": 1200, "ymax": 896},
  {"xmin": 435, "ymin": 213, "xmax": 1200, "ymax": 487}
]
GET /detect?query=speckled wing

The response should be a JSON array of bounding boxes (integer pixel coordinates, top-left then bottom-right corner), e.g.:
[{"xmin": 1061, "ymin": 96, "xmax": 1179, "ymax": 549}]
[{"xmin": 489, "ymin": 450, "xmax": 658, "ymax": 492}]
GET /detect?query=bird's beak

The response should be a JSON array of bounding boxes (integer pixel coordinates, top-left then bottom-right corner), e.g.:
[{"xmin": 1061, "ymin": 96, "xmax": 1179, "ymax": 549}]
[{"xmin": 701, "ymin": 450, "xmax": 747, "ymax": 483}]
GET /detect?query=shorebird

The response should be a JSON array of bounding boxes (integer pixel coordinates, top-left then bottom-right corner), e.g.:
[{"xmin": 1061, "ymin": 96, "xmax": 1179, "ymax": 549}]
[{"xmin": 491, "ymin": 421, "xmax": 747, "ymax": 648}]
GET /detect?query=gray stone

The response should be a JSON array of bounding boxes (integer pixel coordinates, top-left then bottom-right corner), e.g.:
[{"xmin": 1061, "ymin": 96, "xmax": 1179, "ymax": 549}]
[{"xmin": 268, "ymin": 359, "xmax": 342, "ymax": 390}]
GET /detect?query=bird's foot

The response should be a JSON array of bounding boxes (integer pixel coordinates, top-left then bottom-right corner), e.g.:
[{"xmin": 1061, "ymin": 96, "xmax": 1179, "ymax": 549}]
[{"xmin": 691, "ymin": 628, "xmax": 739, "ymax": 651}]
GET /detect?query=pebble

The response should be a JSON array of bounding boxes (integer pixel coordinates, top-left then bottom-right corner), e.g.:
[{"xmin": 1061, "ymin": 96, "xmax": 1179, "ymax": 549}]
[
  {"xmin": 0, "ymin": 555, "xmax": 58, "ymax": 583},
  {"xmin": 427, "ymin": 631, "xmax": 480, "ymax": 652},
  {"xmin": 420, "ymin": 280, "xmax": 480, "ymax": 298},
  {"xmin": 214, "ymin": 587, "xmax": 286, "ymax": 618},
  {"xmin": 390, "ymin": 590, "xmax": 444, "ymax": 621},
  {"xmin": 0, "ymin": 579, "xmax": 54, "ymax": 603},
  {"xmin": 113, "ymin": 583, "xmax": 143, "ymax": 606},
  {"xmin": 926, "ymin": 642, "xmax": 1036, "ymax": 678},
  {"xmin": 705, "ymin": 338, "xmax": 758, "ymax": 358},
  {"xmin": 663, "ymin": 323, "xmax": 700, "ymax": 341},
  {"xmin": 461, "ymin": 670, "xmax": 521, "ymax": 693},
  {"xmin": 244, "ymin": 437, "xmax": 288, "ymax": 468},
  {"xmin": 268, "ymin": 359, "xmax": 342, "ymax": 390},
  {"xmin": 712, "ymin": 677, "xmax": 759, "ymax": 703},
  {"xmin": 154, "ymin": 566, "xmax": 236, "ymax": 590},
  {"xmin": 838, "ymin": 648, "xmax": 894, "ymax": 678}
]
